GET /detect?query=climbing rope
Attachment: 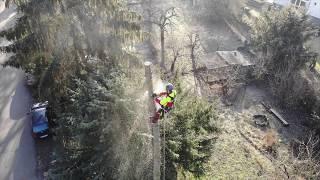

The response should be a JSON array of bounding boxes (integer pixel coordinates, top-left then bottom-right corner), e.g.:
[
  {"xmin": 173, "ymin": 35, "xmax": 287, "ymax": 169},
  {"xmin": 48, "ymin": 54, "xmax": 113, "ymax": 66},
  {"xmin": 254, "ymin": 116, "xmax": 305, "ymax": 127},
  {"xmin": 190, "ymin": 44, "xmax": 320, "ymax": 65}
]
[
  {"xmin": 162, "ymin": 107, "xmax": 172, "ymax": 180},
  {"xmin": 163, "ymin": 113, "xmax": 167, "ymax": 180},
  {"xmin": 161, "ymin": 72, "xmax": 175, "ymax": 179}
]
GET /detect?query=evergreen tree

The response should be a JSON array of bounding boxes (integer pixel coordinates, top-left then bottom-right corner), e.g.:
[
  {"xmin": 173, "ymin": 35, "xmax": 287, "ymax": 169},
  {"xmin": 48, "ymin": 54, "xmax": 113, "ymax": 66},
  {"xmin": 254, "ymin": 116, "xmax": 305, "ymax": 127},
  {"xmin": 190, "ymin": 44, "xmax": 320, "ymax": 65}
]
[
  {"xmin": 249, "ymin": 7, "xmax": 318, "ymax": 105},
  {"xmin": 1, "ymin": 0, "xmax": 153, "ymax": 179},
  {"xmin": 162, "ymin": 82, "xmax": 219, "ymax": 179}
]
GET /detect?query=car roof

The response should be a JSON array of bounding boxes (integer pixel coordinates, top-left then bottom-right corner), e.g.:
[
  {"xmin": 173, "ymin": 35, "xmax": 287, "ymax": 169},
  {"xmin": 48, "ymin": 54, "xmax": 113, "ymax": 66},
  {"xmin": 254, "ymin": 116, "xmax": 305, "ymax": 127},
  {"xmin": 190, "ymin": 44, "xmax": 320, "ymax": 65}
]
[
  {"xmin": 31, "ymin": 102, "xmax": 48, "ymax": 110},
  {"xmin": 32, "ymin": 107, "xmax": 46, "ymax": 112}
]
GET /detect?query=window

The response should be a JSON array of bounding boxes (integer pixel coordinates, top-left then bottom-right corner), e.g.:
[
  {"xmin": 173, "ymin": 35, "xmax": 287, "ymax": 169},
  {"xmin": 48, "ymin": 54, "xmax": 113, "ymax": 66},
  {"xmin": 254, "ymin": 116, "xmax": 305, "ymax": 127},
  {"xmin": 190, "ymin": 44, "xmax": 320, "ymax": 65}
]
[{"xmin": 290, "ymin": 0, "xmax": 309, "ymax": 8}]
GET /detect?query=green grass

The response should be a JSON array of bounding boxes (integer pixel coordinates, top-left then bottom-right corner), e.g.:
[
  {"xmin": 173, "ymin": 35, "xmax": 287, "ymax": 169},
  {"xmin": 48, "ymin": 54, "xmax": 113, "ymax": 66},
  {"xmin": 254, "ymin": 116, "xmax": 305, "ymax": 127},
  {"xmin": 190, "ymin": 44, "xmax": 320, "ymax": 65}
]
[{"xmin": 201, "ymin": 109, "xmax": 278, "ymax": 179}]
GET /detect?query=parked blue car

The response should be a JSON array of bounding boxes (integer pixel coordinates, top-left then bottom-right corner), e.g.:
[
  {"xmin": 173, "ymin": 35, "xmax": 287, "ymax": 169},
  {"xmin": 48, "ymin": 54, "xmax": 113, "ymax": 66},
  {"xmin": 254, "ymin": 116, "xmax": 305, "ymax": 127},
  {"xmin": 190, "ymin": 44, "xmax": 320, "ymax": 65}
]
[{"xmin": 31, "ymin": 101, "xmax": 49, "ymax": 139}]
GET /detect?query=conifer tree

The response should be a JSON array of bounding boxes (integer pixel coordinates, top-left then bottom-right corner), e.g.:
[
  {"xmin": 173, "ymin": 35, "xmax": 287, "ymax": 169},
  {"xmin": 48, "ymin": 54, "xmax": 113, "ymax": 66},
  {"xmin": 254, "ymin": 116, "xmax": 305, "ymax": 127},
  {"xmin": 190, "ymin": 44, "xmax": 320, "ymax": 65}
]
[{"xmin": 1, "ymin": 0, "xmax": 152, "ymax": 179}]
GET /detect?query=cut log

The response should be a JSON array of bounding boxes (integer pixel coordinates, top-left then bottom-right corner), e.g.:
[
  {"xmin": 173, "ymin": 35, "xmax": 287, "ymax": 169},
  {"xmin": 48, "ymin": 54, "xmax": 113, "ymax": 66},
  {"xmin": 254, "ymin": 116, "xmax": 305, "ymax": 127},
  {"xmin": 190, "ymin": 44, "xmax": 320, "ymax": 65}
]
[
  {"xmin": 269, "ymin": 108, "xmax": 289, "ymax": 127},
  {"xmin": 261, "ymin": 101, "xmax": 271, "ymax": 110}
]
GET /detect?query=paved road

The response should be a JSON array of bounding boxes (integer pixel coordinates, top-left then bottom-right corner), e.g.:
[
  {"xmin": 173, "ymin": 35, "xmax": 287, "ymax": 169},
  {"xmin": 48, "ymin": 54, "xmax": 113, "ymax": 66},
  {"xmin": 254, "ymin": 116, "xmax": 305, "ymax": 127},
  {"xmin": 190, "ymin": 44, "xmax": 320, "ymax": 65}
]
[{"xmin": 0, "ymin": 2, "xmax": 38, "ymax": 180}]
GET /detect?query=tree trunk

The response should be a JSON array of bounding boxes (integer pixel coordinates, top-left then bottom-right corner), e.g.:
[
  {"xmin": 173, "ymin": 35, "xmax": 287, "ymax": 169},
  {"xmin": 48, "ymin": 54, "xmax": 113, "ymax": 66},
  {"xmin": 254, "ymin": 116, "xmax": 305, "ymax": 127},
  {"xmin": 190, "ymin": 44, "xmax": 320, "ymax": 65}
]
[
  {"xmin": 160, "ymin": 28, "xmax": 165, "ymax": 69},
  {"xmin": 144, "ymin": 62, "xmax": 160, "ymax": 180},
  {"xmin": 170, "ymin": 56, "xmax": 178, "ymax": 73},
  {"xmin": 145, "ymin": 0, "xmax": 152, "ymax": 34},
  {"xmin": 191, "ymin": 47, "xmax": 197, "ymax": 79},
  {"xmin": 190, "ymin": 0, "xmax": 195, "ymax": 6},
  {"xmin": 191, "ymin": 47, "xmax": 200, "ymax": 95}
]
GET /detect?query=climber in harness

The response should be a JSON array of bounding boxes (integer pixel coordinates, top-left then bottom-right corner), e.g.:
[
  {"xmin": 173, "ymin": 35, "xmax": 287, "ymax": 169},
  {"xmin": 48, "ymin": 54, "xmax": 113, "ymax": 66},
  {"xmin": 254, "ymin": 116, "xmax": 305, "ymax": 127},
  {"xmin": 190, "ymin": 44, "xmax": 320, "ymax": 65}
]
[{"xmin": 151, "ymin": 83, "xmax": 177, "ymax": 123}]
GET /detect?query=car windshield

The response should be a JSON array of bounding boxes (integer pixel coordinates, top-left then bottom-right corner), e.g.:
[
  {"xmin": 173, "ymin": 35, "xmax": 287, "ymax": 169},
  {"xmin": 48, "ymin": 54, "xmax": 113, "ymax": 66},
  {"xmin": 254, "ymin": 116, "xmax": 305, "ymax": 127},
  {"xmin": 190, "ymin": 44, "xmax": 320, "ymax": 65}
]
[{"xmin": 32, "ymin": 108, "xmax": 46, "ymax": 124}]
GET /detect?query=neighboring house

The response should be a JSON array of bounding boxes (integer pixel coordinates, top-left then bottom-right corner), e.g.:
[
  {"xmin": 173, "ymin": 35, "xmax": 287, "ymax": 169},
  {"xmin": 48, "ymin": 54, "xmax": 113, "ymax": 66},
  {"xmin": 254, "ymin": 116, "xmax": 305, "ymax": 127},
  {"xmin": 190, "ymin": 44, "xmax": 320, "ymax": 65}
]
[
  {"xmin": 197, "ymin": 50, "xmax": 255, "ymax": 99},
  {"xmin": 274, "ymin": 0, "xmax": 320, "ymax": 19}
]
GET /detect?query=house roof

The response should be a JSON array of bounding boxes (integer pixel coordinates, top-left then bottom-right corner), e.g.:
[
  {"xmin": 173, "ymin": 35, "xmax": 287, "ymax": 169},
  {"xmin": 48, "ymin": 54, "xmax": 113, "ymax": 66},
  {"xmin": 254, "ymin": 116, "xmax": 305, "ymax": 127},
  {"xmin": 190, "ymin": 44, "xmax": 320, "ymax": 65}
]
[{"xmin": 200, "ymin": 51, "xmax": 253, "ymax": 70}]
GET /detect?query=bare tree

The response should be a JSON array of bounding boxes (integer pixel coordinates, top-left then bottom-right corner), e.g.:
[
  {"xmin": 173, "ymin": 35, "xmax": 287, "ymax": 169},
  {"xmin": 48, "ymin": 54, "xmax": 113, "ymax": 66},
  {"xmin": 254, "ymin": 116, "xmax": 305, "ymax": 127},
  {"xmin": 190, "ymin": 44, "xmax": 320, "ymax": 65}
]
[
  {"xmin": 274, "ymin": 133, "xmax": 320, "ymax": 179},
  {"xmin": 289, "ymin": 134, "xmax": 320, "ymax": 179},
  {"xmin": 187, "ymin": 33, "xmax": 201, "ymax": 90},
  {"xmin": 169, "ymin": 45, "xmax": 183, "ymax": 74},
  {"xmin": 186, "ymin": 32, "xmax": 207, "ymax": 96},
  {"xmin": 150, "ymin": 7, "xmax": 177, "ymax": 70}
]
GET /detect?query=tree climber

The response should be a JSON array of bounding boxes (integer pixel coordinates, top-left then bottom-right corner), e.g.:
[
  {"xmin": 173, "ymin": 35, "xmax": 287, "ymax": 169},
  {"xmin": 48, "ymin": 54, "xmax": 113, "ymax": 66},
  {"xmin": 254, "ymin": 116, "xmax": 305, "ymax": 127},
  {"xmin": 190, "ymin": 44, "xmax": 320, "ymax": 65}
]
[{"xmin": 151, "ymin": 83, "xmax": 177, "ymax": 123}]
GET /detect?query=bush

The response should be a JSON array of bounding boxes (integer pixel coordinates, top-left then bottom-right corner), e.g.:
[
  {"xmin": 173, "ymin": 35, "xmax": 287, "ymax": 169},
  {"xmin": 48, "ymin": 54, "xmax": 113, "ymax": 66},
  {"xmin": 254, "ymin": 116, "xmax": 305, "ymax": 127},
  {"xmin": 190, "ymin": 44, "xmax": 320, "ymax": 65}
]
[{"xmin": 249, "ymin": 7, "xmax": 318, "ymax": 107}]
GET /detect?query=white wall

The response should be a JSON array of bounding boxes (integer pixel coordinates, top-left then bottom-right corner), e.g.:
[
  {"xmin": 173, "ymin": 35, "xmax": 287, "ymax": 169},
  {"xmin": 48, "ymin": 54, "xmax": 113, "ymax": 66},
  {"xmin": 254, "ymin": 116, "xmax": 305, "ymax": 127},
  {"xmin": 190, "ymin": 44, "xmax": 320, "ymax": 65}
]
[
  {"xmin": 308, "ymin": 0, "xmax": 320, "ymax": 19},
  {"xmin": 274, "ymin": 0, "xmax": 291, "ymax": 6}
]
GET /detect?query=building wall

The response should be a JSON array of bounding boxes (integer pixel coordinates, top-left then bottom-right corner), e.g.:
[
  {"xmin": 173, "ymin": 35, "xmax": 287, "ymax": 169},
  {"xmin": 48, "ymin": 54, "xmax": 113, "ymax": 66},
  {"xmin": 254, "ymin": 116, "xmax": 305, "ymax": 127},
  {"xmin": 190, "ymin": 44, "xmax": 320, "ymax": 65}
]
[{"xmin": 308, "ymin": 0, "xmax": 320, "ymax": 19}]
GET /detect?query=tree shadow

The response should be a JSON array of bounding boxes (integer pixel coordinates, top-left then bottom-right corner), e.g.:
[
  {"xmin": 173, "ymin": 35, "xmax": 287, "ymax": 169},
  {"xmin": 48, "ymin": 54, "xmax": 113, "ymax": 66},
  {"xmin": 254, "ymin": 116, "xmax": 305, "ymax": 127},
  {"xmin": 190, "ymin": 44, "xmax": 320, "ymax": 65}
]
[
  {"xmin": 0, "ymin": 67, "xmax": 31, "ymax": 121},
  {"xmin": 12, "ymin": 117, "xmax": 38, "ymax": 180},
  {"xmin": 0, "ymin": 1, "xmax": 18, "ymax": 32},
  {"xmin": 0, "ymin": 67, "xmax": 37, "ymax": 179},
  {"xmin": 10, "ymin": 77, "xmax": 32, "ymax": 120},
  {"xmin": 0, "ymin": 66, "xmax": 20, "ymax": 123},
  {"xmin": 0, "ymin": 119, "xmax": 37, "ymax": 180},
  {"xmin": 0, "ymin": 122, "xmax": 23, "ymax": 180}
]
